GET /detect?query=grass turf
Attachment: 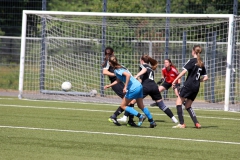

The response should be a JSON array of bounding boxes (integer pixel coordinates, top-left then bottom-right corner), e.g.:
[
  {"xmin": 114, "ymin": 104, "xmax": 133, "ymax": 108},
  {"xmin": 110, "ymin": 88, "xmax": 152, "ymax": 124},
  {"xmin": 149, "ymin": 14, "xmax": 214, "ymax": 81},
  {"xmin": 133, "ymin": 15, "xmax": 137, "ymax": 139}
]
[{"xmin": 0, "ymin": 97, "xmax": 239, "ymax": 160}]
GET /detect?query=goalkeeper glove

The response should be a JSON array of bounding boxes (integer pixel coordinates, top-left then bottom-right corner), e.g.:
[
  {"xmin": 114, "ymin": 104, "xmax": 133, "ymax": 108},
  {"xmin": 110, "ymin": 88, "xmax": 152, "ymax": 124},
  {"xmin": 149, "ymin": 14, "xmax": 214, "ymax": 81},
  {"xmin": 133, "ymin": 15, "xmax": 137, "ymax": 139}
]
[
  {"xmin": 173, "ymin": 83, "xmax": 181, "ymax": 91},
  {"xmin": 157, "ymin": 78, "xmax": 164, "ymax": 85}
]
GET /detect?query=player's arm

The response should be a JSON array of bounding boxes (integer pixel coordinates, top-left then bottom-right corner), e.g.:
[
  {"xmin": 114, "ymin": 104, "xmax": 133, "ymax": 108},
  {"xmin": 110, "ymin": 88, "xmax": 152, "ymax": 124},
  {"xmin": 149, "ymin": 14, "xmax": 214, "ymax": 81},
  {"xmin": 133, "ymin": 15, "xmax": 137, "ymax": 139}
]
[
  {"xmin": 200, "ymin": 75, "xmax": 208, "ymax": 82},
  {"xmin": 102, "ymin": 68, "xmax": 115, "ymax": 77},
  {"xmin": 134, "ymin": 68, "xmax": 147, "ymax": 78},
  {"xmin": 104, "ymin": 79, "xmax": 120, "ymax": 89},
  {"xmin": 156, "ymin": 70, "xmax": 165, "ymax": 85},
  {"xmin": 172, "ymin": 69, "xmax": 187, "ymax": 85},
  {"xmin": 122, "ymin": 71, "xmax": 131, "ymax": 94}
]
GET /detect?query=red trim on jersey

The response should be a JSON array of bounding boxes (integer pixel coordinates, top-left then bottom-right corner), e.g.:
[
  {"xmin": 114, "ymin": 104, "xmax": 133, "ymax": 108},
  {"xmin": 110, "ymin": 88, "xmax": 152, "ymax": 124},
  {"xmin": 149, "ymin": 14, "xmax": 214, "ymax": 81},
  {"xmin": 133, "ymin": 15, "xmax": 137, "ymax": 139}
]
[{"xmin": 162, "ymin": 66, "xmax": 179, "ymax": 84}]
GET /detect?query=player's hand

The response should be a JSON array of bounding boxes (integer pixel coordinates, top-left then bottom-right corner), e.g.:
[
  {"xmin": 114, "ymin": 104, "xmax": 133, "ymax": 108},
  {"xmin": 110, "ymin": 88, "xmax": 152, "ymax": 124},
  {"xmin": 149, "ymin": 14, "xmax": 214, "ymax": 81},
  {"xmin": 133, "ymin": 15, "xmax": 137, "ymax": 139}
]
[
  {"xmin": 172, "ymin": 80, "xmax": 176, "ymax": 86},
  {"xmin": 123, "ymin": 87, "xmax": 127, "ymax": 94},
  {"xmin": 157, "ymin": 78, "xmax": 164, "ymax": 85},
  {"xmin": 173, "ymin": 83, "xmax": 180, "ymax": 90},
  {"xmin": 134, "ymin": 75, "xmax": 138, "ymax": 79},
  {"xmin": 104, "ymin": 85, "xmax": 109, "ymax": 90}
]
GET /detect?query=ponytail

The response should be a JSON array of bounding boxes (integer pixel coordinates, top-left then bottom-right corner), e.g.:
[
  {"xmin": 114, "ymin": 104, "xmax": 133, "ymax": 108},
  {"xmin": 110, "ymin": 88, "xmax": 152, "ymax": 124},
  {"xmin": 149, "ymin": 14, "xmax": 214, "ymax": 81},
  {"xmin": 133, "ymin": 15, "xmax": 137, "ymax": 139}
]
[
  {"xmin": 193, "ymin": 45, "xmax": 204, "ymax": 67},
  {"xmin": 109, "ymin": 55, "xmax": 121, "ymax": 69},
  {"xmin": 141, "ymin": 55, "xmax": 158, "ymax": 70}
]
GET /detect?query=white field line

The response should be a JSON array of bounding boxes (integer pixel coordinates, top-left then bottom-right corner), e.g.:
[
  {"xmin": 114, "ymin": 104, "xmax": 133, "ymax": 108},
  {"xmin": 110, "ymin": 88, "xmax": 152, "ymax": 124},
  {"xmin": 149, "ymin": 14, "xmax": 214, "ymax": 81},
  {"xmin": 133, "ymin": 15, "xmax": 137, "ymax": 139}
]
[
  {"xmin": 0, "ymin": 125, "xmax": 239, "ymax": 145},
  {"xmin": 0, "ymin": 104, "xmax": 240, "ymax": 121},
  {"xmin": 0, "ymin": 97, "xmax": 239, "ymax": 113}
]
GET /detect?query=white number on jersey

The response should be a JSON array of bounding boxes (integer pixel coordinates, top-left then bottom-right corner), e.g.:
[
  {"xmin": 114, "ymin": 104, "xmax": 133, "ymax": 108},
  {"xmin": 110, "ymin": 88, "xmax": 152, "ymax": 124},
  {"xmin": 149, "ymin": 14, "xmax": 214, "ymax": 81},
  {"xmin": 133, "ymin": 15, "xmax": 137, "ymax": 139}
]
[
  {"xmin": 149, "ymin": 71, "xmax": 154, "ymax": 80},
  {"xmin": 196, "ymin": 68, "xmax": 202, "ymax": 80}
]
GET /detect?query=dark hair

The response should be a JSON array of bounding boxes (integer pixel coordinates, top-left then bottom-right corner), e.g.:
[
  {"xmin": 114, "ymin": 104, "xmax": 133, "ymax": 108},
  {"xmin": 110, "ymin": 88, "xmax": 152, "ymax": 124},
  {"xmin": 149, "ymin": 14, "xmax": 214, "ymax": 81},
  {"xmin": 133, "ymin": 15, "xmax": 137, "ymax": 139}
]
[
  {"xmin": 165, "ymin": 59, "xmax": 176, "ymax": 69},
  {"xmin": 193, "ymin": 45, "xmax": 204, "ymax": 67},
  {"xmin": 109, "ymin": 55, "xmax": 122, "ymax": 69},
  {"xmin": 102, "ymin": 47, "xmax": 114, "ymax": 67},
  {"xmin": 141, "ymin": 55, "xmax": 158, "ymax": 70}
]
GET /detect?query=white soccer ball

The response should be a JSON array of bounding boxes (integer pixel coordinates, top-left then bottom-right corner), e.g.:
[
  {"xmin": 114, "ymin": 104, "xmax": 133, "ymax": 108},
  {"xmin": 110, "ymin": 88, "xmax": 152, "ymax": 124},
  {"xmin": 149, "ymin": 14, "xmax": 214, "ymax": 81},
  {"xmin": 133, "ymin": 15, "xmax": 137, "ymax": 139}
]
[
  {"xmin": 90, "ymin": 89, "xmax": 97, "ymax": 97},
  {"xmin": 61, "ymin": 81, "xmax": 72, "ymax": 91}
]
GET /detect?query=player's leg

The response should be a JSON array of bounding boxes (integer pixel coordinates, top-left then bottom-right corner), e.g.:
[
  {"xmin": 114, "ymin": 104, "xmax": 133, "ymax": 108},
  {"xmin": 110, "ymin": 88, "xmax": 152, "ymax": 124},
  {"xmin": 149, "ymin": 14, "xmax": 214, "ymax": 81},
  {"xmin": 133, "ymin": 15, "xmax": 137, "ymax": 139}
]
[
  {"xmin": 172, "ymin": 95, "xmax": 186, "ymax": 128},
  {"xmin": 156, "ymin": 100, "xmax": 178, "ymax": 123},
  {"xmin": 150, "ymin": 86, "xmax": 166, "ymax": 107},
  {"xmin": 118, "ymin": 100, "xmax": 135, "ymax": 123},
  {"xmin": 185, "ymin": 95, "xmax": 201, "ymax": 128},
  {"xmin": 108, "ymin": 82, "xmax": 130, "ymax": 122},
  {"xmin": 173, "ymin": 85, "xmax": 186, "ymax": 106},
  {"xmin": 136, "ymin": 98, "xmax": 156, "ymax": 128}
]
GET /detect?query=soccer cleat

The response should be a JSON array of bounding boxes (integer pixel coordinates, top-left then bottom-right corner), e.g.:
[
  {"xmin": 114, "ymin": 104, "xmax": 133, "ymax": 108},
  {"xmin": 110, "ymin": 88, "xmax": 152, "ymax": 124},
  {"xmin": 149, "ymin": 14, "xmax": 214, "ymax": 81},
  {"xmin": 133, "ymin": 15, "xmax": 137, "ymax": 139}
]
[
  {"xmin": 117, "ymin": 116, "xmax": 127, "ymax": 123},
  {"xmin": 108, "ymin": 117, "xmax": 113, "ymax": 123},
  {"xmin": 195, "ymin": 123, "xmax": 201, "ymax": 129},
  {"xmin": 127, "ymin": 121, "xmax": 138, "ymax": 127},
  {"xmin": 138, "ymin": 115, "xmax": 146, "ymax": 126},
  {"xmin": 172, "ymin": 124, "xmax": 186, "ymax": 128},
  {"xmin": 108, "ymin": 117, "xmax": 121, "ymax": 126},
  {"xmin": 150, "ymin": 121, "xmax": 157, "ymax": 128},
  {"xmin": 150, "ymin": 102, "xmax": 157, "ymax": 107},
  {"xmin": 171, "ymin": 116, "xmax": 179, "ymax": 123}
]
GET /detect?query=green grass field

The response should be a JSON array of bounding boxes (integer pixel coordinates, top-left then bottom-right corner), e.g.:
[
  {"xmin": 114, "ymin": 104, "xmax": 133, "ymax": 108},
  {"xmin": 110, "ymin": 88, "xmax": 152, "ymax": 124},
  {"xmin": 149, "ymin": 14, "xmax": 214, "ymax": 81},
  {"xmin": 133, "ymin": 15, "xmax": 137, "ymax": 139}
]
[{"xmin": 0, "ymin": 97, "xmax": 239, "ymax": 160}]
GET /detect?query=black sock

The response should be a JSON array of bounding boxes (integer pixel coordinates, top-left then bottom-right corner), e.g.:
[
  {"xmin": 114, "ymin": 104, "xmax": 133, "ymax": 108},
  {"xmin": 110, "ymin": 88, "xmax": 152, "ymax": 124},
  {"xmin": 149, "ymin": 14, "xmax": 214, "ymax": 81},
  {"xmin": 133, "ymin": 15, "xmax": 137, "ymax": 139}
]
[
  {"xmin": 163, "ymin": 108, "xmax": 174, "ymax": 118},
  {"xmin": 124, "ymin": 111, "xmax": 130, "ymax": 116},
  {"xmin": 128, "ymin": 115, "xmax": 134, "ymax": 122},
  {"xmin": 111, "ymin": 106, "xmax": 124, "ymax": 118},
  {"xmin": 136, "ymin": 113, "xmax": 141, "ymax": 118},
  {"xmin": 176, "ymin": 105, "xmax": 184, "ymax": 124},
  {"xmin": 186, "ymin": 107, "xmax": 198, "ymax": 124},
  {"xmin": 157, "ymin": 101, "xmax": 174, "ymax": 118},
  {"xmin": 126, "ymin": 103, "xmax": 135, "ymax": 121}
]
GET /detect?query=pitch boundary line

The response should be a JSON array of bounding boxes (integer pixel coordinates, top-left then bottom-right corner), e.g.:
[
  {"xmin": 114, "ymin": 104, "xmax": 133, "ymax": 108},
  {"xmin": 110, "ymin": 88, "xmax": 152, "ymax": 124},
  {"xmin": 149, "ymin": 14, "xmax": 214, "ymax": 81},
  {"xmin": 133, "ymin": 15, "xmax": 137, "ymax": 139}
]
[
  {"xmin": 0, "ymin": 125, "xmax": 239, "ymax": 145},
  {"xmin": 0, "ymin": 97, "xmax": 239, "ymax": 113},
  {"xmin": 1, "ymin": 104, "xmax": 240, "ymax": 121}
]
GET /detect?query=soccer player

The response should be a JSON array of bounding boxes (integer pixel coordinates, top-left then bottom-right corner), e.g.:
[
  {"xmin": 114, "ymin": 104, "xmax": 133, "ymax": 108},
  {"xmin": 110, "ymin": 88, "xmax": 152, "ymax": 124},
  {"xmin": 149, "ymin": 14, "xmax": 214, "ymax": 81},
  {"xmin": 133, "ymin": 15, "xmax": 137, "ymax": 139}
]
[
  {"xmin": 102, "ymin": 47, "xmax": 136, "ymax": 126},
  {"xmin": 132, "ymin": 55, "xmax": 178, "ymax": 124},
  {"xmin": 172, "ymin": 45, "xmax": 208, "ymax": 129},
  {"xmin": 104, "ymin": 55, "xmax": 157, "ymax": 128},
  {"xmin": 150, "ymin": 59, "xmax": 180, "ymax": 107}
]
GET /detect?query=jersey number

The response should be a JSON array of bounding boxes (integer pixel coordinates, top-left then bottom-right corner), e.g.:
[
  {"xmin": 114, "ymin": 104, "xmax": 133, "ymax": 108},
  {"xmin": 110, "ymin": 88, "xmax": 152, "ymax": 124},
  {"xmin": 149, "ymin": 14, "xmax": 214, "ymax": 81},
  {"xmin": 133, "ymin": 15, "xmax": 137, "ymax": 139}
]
[
  {"xmin": 149, "ymin": 71, "xmax": 154, "ymax": 80},
  {"xmin": 196, "ymin": 68, "xmax": 202, "ymax": 80}
]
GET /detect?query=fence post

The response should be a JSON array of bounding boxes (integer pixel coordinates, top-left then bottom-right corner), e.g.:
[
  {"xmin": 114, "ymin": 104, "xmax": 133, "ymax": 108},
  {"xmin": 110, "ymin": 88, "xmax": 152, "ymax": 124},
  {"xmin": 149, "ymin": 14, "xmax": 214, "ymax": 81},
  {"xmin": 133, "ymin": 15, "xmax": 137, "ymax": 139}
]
[
  {"xmin": 181, "ymin": 31, "xmax": 186, "ymax": 86},
  {"xmin": 100, "ymin": 0, "xmax": 107, "ymax": 97},
  {"xmin": 211, "ymin": 32, "xmax": 216, "ymax": 103},
  {"xmin": 164, "ymin": 0, "xmax": 171, "ymax": 100},
  {"xmin": 40, "ymin": 0, "xmax": 47, "ymax": 91},
  {"xmin": 230, "ymin": 0, "xmax": 238, "ymax": 104},
  {"xmin": 204, "ymin": 33, "xmax": 210, "ymax": 102}
]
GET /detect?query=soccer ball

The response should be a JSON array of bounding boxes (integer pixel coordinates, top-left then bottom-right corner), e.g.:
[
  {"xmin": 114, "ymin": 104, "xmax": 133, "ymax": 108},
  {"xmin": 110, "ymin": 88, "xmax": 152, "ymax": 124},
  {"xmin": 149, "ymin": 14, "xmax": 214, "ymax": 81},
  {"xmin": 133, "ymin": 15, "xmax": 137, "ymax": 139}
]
[
  {"xmin": 61, "ymin": 81, "xmax": 72, "ymax": 91},
  {"xmin": 90, "ymin": 89, "xmax": 97, "ymax": 97}
]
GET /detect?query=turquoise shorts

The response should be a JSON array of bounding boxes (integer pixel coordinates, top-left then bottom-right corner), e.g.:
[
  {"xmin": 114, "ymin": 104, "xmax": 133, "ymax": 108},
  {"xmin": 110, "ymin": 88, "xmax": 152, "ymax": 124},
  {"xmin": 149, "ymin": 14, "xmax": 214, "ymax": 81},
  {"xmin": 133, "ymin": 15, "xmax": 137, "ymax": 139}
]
[{"xmin": 125, "ymin": 85, "xmax": 143, "ymax": 99}]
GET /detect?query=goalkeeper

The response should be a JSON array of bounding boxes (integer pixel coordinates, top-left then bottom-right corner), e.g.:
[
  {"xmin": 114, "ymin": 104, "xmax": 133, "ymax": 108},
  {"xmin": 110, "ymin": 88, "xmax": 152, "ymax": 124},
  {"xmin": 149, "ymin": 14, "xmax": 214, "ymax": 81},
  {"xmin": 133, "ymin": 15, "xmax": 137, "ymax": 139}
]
[{"xmin": 150, "ymin": 59, "xmax": 181, "ymax": 107}]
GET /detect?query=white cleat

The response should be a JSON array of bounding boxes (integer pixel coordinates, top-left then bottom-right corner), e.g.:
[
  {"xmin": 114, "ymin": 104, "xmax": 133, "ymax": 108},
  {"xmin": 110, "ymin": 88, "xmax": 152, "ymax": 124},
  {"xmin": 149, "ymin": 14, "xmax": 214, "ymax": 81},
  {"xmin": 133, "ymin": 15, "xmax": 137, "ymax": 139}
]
[{"xmin": 172, "ymin": 124, "xmax": 186, "ymax": 128}]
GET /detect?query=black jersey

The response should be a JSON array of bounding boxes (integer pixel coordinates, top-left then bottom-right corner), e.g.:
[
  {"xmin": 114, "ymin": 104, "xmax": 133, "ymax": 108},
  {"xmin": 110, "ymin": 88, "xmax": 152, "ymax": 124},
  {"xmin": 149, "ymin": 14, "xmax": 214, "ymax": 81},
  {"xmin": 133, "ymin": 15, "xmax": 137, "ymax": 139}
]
[
  {"xmin": 183, "ymin": 58, "xmax": 207, "ymax": 90},
  {"xmin": 102, "ymin": 60, "xmax": 117, "ymax": 83},
  {"xmin": 139, "ymin": 64, "xmax": 155, "ymax": 85}
]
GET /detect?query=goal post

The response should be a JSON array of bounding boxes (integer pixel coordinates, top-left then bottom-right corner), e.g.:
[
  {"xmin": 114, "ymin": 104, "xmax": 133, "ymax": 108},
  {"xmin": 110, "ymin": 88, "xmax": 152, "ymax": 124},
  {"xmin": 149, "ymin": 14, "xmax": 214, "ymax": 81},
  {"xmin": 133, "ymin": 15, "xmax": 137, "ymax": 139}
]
[{"xmin": 19, "ymin": 10, "xmax": 238, "ymax": 111}]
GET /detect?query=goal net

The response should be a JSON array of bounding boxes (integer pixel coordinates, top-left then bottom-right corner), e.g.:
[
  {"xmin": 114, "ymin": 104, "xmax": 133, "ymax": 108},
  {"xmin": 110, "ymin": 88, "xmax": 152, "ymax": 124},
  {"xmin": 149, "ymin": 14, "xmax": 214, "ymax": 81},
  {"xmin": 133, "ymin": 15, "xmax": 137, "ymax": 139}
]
[{"xmin": 19, "ymin": 11, "xmax": 239, "ymax": 111}]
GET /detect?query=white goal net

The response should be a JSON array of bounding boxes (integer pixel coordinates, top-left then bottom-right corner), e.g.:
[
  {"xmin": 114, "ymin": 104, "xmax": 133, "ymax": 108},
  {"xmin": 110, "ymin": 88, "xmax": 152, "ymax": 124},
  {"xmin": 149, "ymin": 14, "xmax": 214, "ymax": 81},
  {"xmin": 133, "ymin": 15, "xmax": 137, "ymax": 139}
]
[{"xmin": 19, "ymin": 11, "xmax": 240, "ymax": 111}]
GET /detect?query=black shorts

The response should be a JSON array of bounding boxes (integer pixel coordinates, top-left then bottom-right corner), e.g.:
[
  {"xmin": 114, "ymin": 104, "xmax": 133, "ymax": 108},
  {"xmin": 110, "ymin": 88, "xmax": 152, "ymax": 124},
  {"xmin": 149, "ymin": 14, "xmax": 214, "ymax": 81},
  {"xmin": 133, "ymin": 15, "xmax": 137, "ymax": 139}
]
[
  {"xmin": 111, "ymin": 82, "xmax": 125, "ymax": 98},
  {"xmin": 179, "ymin": 86, "xmax": 199, "ymax": 101},
  {"xmin": 161, "ymin": 81, "xmax": 172, "ymax": 90},
  {"xmin": 143, "ymin": 83, "xmax": 162, "ymax": 100}
]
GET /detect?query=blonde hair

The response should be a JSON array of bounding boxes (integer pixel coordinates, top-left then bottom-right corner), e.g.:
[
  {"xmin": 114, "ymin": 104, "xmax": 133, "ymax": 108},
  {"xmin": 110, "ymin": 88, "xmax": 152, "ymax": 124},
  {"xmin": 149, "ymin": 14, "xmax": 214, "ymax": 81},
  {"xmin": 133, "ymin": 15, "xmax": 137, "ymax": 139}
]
[
  {"xmin": 193, "ymin": 45, "xmax": 204, "ymax": 67},
  {"xmin": 141, "ymin": 55, "xmax": 158, "ymax": 70}
]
